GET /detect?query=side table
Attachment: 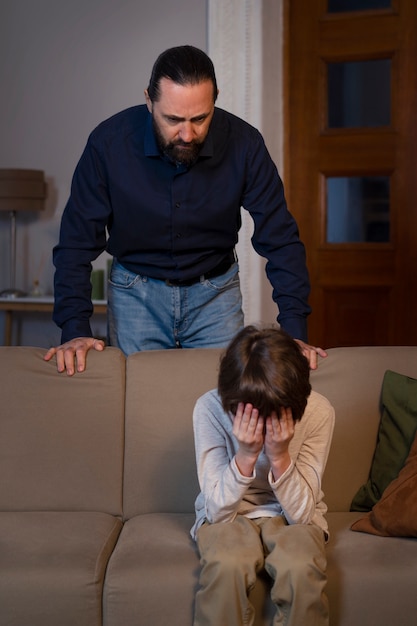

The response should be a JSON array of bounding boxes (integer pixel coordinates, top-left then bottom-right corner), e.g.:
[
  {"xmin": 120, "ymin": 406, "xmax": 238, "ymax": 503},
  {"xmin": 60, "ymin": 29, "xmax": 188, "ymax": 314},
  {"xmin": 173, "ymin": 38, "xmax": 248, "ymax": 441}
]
[{"xmin": 0, "ymin": 297, "xmax": 107, "ymax": 346}]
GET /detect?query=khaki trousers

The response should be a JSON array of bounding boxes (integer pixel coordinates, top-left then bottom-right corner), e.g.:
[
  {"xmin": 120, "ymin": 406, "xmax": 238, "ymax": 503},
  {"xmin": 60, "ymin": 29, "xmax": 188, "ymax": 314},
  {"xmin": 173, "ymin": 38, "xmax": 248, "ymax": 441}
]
[{"xmin": 194, "ymin": 515, "xmax": 328, "ymax": 626}]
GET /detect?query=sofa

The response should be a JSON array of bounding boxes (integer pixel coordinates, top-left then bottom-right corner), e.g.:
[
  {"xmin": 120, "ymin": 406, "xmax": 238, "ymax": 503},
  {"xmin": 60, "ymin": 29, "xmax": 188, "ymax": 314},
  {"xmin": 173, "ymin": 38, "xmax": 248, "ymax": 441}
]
[{"xmin": 1, "ymin": 344, "xmax": 417, "ymax": 626}]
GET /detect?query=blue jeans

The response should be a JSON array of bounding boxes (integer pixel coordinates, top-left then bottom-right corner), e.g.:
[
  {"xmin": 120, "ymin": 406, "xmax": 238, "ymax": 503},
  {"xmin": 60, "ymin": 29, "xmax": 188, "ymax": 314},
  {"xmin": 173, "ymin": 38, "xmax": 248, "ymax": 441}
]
[{"xmin": 107, "ymin": 259, "xmax": 244, "ymax": 354}]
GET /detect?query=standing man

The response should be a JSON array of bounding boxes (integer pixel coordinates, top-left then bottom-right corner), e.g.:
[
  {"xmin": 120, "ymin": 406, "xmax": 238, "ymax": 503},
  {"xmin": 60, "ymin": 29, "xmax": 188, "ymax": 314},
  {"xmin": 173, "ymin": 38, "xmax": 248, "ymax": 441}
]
[{"xmin": 45, "ymin": 45, "xmax": 326, "ymax": 375}]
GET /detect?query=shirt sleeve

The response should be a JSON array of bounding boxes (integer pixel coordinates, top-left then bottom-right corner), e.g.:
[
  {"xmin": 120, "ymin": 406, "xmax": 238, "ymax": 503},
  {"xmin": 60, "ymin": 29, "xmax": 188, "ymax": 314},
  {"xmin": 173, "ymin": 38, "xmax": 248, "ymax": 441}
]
[
  {"xmin": 268, "ymin": 394, "xmax": 335, "ymax": 525},
  {"xmin": 241, "ymin": 132, "xmax": 311, "ymax": 342},
  {"xmin": 52, "ymin": 136, "xmax": 110, "ymax": 342},
  {"xmin": 193, "ymin": 394, "xmax": 255, "ymax": 525}
]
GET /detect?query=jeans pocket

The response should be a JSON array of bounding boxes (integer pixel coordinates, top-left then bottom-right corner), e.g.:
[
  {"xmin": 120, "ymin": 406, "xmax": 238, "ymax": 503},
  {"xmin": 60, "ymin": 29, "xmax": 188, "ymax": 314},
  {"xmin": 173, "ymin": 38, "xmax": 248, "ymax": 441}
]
[
  {"xmin": 204, "ymin": 262, "xmax": 240, "ymax": 292},
  {"xmin": 108, "ymin": 262, "xmax": 141, "ymax": 289}
]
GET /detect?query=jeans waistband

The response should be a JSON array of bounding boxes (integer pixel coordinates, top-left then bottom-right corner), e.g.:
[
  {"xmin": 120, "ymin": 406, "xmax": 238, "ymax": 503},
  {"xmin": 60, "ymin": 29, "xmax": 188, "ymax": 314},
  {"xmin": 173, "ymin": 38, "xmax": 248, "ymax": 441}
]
[{"xmin": 164, "ymin": 252, "xmax": 235, "ymax": 287}]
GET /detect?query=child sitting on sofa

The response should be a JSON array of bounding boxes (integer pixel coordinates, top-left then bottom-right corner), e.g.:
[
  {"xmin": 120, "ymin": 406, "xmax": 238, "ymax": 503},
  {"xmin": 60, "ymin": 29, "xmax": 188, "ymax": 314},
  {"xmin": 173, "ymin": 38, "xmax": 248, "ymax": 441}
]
[{"xmin": 191, "ymin": 325, "xmax": 335, "ymax": 626}]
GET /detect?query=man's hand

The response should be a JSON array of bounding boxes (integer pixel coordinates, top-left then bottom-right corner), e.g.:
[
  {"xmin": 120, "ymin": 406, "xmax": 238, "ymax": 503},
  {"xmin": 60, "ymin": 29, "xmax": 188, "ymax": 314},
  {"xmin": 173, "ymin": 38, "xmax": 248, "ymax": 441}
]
[
  {"xmin": 233, "ymin": 403, "xmax": 264, "ymax": 477},
  {"xmin": 264, "ymin": 407, "xmax": 294, "ymax": 481},
  {"xmin": 295, "ymin": 339, "xmax": 328, "ymax": 370},
  {"xmin": 44, "ymin": 337, "xmax": 105, "ymax": 376}
]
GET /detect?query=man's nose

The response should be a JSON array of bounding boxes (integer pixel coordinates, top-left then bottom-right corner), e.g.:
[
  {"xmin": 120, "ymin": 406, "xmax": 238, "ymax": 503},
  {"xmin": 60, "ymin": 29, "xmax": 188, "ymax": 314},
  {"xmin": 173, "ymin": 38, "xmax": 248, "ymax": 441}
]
[{"xmin": 178, "ymin": 122, "xmax": 194, "ymax": 143}]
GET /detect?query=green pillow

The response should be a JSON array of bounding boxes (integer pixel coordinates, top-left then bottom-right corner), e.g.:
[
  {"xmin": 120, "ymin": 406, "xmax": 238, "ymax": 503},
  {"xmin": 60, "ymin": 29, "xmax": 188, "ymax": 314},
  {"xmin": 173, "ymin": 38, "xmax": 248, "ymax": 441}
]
[{"xmin": 350, "ymin": 369, "xmax": 417, "ymax": 512}]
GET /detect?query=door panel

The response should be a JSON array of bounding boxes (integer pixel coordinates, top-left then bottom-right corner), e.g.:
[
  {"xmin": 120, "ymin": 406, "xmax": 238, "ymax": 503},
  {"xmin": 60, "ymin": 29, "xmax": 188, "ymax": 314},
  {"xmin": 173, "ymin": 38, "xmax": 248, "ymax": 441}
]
[
  {"xmin": 323, "ymin": 286, "xmax": 391, "ymax": 346},
  {"xmin": 285, "ymin": 0, "xmax": 417, "ymax": 347}
]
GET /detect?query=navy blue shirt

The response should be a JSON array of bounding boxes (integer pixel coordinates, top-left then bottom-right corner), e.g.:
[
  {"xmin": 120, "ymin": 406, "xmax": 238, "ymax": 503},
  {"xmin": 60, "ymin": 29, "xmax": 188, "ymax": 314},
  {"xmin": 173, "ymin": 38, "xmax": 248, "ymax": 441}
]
[{"xmin": 53, "ymin": 105, "xmax": 311, "ymax": 342}]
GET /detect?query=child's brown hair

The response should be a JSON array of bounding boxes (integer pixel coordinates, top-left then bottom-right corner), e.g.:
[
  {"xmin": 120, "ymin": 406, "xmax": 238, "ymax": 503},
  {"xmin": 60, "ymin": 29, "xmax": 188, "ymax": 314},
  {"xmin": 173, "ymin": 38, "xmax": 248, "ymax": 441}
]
[{"xmin": 218, "ymin": 326, "xmax": 311, "ymax": 422}]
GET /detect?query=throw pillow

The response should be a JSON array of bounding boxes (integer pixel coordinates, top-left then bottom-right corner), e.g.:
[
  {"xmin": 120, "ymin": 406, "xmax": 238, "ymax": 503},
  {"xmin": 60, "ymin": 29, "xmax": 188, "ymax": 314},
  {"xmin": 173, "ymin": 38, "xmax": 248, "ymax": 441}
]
[
  {"xmin": 350, "ymin": 369, "xmax": 417, "ymax": 512},
  {"xmin": 351, "ymin": 431, "xmax": 417, "ymax": 536}
]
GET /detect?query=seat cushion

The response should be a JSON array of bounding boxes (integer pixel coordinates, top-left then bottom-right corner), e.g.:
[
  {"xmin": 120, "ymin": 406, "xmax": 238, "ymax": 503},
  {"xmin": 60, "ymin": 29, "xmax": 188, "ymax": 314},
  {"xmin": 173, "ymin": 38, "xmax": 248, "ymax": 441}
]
[
  {"xmin": 326, "ymin": 512, "xmax": 417, "ymax": 626},
  {"xmin": 0, "ymin": 511, "xmax": 122, "ymax": 626},
  {"xmin": 104, "ymin": 513, "xmax": 199, "ymax": 626},
  {"xmin": 103, "ymin": 512, "xmax": 275, "ymax": 626},
  {"xmin": 105, "ymin": 511, "xmax": 417, "ymax": 626}
]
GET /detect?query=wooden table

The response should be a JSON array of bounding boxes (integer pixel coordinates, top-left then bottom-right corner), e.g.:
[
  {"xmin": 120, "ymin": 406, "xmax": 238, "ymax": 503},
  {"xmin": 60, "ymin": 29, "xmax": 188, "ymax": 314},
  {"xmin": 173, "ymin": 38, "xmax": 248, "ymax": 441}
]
[{"xmin": 0, "ymin": 297, "xmax": 107, "ymax": 346}]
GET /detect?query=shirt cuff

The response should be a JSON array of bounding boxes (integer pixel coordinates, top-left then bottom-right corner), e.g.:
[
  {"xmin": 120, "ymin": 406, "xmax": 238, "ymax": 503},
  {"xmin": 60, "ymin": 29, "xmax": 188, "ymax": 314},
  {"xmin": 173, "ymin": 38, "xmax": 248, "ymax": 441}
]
[
  {"xmin": 268, "ymin": 459, "xmax": 294, "ymax": 487},
  {"xmin": 231, "ymin": 456, "xmax": 256, "ymax": 482},
  {"xmin": 61, "ymin": 319, "xmax": 93, "ymax": 343},
  {"xmin": 278, "ymin": 315, "xmax": 309, "ymax": 343}
]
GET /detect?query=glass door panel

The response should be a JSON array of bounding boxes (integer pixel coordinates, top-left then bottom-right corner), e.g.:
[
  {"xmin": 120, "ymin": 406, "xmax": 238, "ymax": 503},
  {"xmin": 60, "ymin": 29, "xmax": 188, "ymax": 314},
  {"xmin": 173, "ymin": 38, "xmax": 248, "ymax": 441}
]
[
  {"xmin": 328, "ymin": 59, "xmax": 391, "ymax": 128},
  {"xmin": 327, "ymin": 0, "xmax": 391, "ymax": 12},
  {"xmin": 326, "ymin": 176, "xmax": 390, "ymax": 243}
]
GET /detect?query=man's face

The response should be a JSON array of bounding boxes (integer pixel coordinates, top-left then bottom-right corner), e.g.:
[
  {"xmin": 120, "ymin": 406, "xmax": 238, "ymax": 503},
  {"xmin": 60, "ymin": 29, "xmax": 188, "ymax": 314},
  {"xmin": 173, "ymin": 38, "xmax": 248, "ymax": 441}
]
[{"xmin": 145, "ymin": 77, "xmax": 216, "ymax": 166}]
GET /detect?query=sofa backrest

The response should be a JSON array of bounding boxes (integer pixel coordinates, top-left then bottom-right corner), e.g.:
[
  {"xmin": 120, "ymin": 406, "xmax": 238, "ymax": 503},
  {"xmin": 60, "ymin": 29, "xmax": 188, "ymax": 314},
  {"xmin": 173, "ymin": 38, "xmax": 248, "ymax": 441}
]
[
  {"xmin": 123, "ymin": 348, "xmax": 223, "ymax": 520},
  {"xmin": 312, "ymin": 346, "xmax": 417, "ymax": 511},
  {"xmin": 3, "ymin": 344, "xmax": 416, "ymax": 520},
  {"xmin": 0, "ymin": 346, "xmax": 125, "ymax": 516}
]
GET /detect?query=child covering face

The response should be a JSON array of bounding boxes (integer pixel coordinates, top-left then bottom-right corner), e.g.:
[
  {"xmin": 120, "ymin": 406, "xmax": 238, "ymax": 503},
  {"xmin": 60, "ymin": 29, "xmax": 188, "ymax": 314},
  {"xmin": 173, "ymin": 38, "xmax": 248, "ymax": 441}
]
[{"xmin": 191, "ymin": 325, "xmax": 335, "ymax": 626}]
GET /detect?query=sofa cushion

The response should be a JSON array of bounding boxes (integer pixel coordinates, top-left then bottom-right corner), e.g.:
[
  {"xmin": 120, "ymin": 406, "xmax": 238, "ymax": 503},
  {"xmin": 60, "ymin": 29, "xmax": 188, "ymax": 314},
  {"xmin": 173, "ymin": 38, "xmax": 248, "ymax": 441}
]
[
  {"xmin": 350, "ymin": 370, "xmax": 417, "ymax": 512},
  {"xmin": 103, "ymin": 513, "xmax": 199, "ymax": 626},
  {"xmin": 326, "ymin": 512, "xmax": 417, "ymax": 626},
  {"xmin": 0, "ymin": 347, "xmax": 125, "ymax": 515},
  {"xmin": 103, "ymin": 512, "xmax": 274, "ymax": 626},
  {"xmin": 0, "ymin": 511, "xmax": 122, "ymax": 626},
  {"xmin": 311, "ymin": 347, "xmax": 417, "ymax": 513},
  {"xmin": 123, "ymin": 349, "xmax": 223, "ymax": 519},
  {"xmin": 351, "ymin": 431, "xmax": 417, "ymax": 537}
]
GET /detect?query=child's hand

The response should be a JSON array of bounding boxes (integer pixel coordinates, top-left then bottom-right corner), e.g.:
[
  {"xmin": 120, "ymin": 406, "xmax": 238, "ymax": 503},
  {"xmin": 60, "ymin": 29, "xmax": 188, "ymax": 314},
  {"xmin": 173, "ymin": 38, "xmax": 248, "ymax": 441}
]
[
  {"xmin": 264, "ymin": 407, "xmax": 294, "ymax": 480},
  {"xmin": 233, "ymin": 403, "xmax": 264, "ymax": 476}
]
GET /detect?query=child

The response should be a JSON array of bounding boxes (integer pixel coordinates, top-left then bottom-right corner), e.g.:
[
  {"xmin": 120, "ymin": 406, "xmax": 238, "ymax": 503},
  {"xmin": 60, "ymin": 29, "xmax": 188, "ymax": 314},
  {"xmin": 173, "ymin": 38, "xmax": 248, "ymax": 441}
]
[{"xmin": 191, "ymin": 325, "xmax": 335, "ymax": 626}]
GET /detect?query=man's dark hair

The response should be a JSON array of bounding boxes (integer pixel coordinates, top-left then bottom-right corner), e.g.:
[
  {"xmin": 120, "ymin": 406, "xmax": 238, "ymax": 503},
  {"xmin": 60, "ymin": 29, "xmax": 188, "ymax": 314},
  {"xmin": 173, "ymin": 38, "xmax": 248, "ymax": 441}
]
[
  {"xmin": 147, "ymin": 45, "xmax": 218, "ymax": 103},
  {"xmin": 218, "ymin": 326, "xmax": 311, "ymax": 422}
]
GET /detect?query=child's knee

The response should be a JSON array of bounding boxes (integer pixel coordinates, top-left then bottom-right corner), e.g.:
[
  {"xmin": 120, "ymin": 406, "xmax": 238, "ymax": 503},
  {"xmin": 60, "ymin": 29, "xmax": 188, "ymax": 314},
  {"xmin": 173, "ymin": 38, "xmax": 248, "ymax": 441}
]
[{"xmin": 212, "ymin": 549, "xmax": 257, "ymax": 577}]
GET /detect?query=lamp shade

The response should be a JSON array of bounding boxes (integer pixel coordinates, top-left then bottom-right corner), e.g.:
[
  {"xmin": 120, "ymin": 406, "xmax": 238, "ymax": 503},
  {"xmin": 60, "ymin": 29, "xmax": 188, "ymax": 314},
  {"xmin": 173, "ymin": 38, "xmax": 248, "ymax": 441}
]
[{"xmin": 0, "ymin": 169, "xmax": 46, "ymax": 212}]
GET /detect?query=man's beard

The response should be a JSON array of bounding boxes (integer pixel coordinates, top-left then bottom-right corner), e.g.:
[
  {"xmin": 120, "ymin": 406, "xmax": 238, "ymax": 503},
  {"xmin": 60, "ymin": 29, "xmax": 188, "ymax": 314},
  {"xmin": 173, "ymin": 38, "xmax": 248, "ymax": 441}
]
[{"xmin": 153, "ymin": 118, "xmax": 204, "ymax": 166}]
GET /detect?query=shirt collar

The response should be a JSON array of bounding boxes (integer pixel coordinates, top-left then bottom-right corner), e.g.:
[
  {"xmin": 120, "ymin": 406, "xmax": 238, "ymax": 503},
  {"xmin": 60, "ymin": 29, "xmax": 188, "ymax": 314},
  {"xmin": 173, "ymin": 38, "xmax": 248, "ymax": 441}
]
[{"xmin": 144, "ymin": 112, "xmax": 160, "ymax": 157}]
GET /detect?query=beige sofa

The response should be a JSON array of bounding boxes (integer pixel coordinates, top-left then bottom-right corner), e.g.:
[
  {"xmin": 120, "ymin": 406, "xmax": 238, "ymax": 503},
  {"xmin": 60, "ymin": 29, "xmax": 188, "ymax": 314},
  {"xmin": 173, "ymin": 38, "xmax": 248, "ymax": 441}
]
[{"xmin": 1, "ymin": 344, "xmax": 417, "ymax": 626}]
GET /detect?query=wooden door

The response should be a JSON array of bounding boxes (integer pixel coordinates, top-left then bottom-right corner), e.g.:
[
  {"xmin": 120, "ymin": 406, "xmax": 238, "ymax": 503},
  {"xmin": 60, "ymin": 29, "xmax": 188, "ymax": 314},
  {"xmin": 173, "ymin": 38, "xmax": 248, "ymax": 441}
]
[{"xmin": 284, "ymin": 0, "xmax": 417, "ymax": 347}]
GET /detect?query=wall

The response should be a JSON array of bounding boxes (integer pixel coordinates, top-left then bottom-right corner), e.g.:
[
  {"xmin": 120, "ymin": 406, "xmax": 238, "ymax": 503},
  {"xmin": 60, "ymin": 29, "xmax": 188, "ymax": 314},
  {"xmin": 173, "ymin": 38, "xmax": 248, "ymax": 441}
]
[{"xmin": 0, "ymin": 0, "xmax": 208, "ymax": 346}]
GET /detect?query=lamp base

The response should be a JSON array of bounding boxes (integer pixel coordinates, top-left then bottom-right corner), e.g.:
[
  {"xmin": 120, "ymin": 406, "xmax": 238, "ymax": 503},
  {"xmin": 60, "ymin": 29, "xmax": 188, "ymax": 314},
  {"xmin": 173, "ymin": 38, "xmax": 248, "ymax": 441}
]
[{"xmin": 0, "ymin": 288, "xmax": 27, "ymax": 298}]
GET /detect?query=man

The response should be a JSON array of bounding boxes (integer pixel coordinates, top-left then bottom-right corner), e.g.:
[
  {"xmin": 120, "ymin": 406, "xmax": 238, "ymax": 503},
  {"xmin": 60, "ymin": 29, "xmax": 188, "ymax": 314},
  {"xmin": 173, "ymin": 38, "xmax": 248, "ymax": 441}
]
[
  {"xmin": 191, "ymin": 325, "xmax": 335, "ymax": 625},
  {"xmin": 45, "ymin": 45, "xmax": 326, "ymax": 375}
]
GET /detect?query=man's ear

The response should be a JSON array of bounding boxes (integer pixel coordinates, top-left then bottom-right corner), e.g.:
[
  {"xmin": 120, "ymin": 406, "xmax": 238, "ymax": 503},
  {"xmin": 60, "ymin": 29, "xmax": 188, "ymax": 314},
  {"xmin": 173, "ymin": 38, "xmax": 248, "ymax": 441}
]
[{"xmin": 144, "ymin": 89, "xmax": 152, "ymax": 113}]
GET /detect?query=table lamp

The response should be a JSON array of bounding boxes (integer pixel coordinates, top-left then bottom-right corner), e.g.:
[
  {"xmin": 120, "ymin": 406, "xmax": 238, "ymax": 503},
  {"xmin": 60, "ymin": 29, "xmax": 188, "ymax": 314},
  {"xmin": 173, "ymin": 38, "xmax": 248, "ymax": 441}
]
[{"xmin": 0, "ymin": 169, "xmax": 46, "ymax": 298}]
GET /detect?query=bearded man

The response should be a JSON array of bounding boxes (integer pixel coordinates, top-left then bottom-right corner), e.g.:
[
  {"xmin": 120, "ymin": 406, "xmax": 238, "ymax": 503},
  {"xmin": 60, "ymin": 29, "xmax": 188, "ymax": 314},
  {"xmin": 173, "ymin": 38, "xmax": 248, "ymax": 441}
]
[{"xmin": 46, "ymin": 45, "xmax": 326, "ymax": 375}]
